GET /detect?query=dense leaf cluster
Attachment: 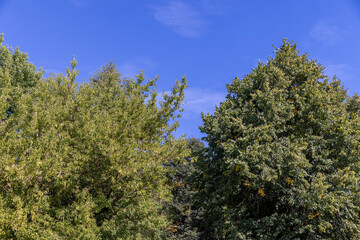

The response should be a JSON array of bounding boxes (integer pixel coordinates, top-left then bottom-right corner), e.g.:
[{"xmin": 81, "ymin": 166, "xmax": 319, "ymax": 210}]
[
  {"xmin": 195, "ymin": 40, "xmax": 360, "ymax": 239},
  {"xmin": 1, "ymin": 34, "xmax": 360, "ymax": 239},
  {"xmin": 164, "ymin": 138, "xmax": 205, "ymax": 240},
  {"xmin": 0, "ymin": 36, "xmax": 188, "ymax": 239}
]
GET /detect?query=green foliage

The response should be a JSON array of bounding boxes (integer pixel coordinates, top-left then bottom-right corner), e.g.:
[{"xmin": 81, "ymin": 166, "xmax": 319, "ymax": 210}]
[
  {"xmin": 0, "ymin": 34, "xmax": 43, "ymax": 118},
  {"xmin": 196, "ymin": 40, "xmax": 360, "ymax": 239},
  {"xmin": 2, "ymin": 34, "xmax": 360, "ymax": 239},
  {"xmin": 164, "ymin": 138, "xmax": 205, "ymax": 240},
  {"xmin": 0, "ymin": 38, "xmax": 188, "ymax": 239},
  {"xmin": 346, "ymin": 93, "xmax": 360, "ymax": 117}
]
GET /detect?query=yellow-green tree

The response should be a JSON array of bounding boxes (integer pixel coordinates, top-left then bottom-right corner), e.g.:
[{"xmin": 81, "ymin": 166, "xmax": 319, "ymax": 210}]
[
  {"xmin": 0, "ymin": 37, "xmax": 188, "ymax": 239},
  {"xmin": 0, "ymin": 33, "xmax": 43, "ymax": 119},
  {"xmin": 195, "ymin": 40, "xmax": 360, "ymax": 239}
]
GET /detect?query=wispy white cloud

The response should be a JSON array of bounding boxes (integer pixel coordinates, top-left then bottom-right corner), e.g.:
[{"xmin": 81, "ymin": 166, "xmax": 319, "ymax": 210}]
[
  {"xmin": 150, "ymin": 1, "xmax": 206, "ymax": 38},
  {"xmin": 182, "ymin": 87, "xmax": 226, "ymax": 119},
  {"xmin": 201, "ymin": 0, "xmax": 229, "ymax": 16},
  {"xmin": 117, "ymin": 57, "xmax": 155, "ymax": 78},
  {"xmin": 310, "ymin": 20, "xmax": 349, "ymax": 45},
  {"xmin": 324, "ymin": 63, "xmax": 353, "ymax": 81},
  {"xmin": 43, "ymin": 68, "xmax": 62, "ymax": 76},
  {"xmin": 324, "ymin": 64, "xmax": 348, "ymax": 77},
  {"xmin": 69, "ymin": 0, "xmax": 87, "ymax": 8}
]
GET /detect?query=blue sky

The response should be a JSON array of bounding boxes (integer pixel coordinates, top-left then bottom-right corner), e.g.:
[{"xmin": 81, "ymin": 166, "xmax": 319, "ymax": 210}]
[{"xmin": 0, "ymin": 0, "xmax": 359, "ymax": 138}]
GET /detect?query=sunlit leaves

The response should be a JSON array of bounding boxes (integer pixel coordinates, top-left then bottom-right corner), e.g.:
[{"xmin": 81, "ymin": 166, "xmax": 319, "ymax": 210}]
[
  {"xmin": 195, "ymin": 40, "xmax": 360, "ymax": 239},
  {"xmin": 0, "ymin": 40, "xmax": 188, "ymax": 239}
]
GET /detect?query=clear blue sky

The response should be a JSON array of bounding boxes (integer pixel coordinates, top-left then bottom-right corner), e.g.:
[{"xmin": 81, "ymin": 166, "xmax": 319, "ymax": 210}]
[{"xmin": 1, "ymin": 0, "xmax": 359, "ymax": 138}]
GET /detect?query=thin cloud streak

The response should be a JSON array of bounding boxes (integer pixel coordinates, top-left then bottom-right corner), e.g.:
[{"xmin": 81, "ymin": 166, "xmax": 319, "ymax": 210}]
[
  {"xmin": 310, "ymin": 20, "xmax": 349, "ymax": 45},
  {"xmin": 150, "ymin": 1, "xmax": 206, "ymax": 38},
  {"xmin": 201, "ymin": 0, "xmax": 229, "ymax": 16},
  {"xmin": 182, "ymin": 88, "xmax": 226, "ymax": 119},
  {"xmin": 325, "ymin": 64, "xmax": 349, "ymax": 77},
  {"xmin": 117, "ymin": 57, "xmax": 155, "ymax": 78},
  {"xmin": 324, "ymin": 63, "xmax": 355, "ymax": 83},
  {"xmin": 69, "ymin": 0, "xmax": 87, "ymax": 8}
]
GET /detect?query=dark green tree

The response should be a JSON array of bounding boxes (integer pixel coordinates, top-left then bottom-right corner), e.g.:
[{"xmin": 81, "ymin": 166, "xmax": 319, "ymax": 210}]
[
  {"xmin": 0, "ymin": 38, "xmax": 188, "ymax": 239},
  {"xmin": 164, "ymin": 138, "xmax": 205, "ymax": 240},
  {"xmin": 196, "ymin": 40, "xmax": 360, "ymax": 239}
]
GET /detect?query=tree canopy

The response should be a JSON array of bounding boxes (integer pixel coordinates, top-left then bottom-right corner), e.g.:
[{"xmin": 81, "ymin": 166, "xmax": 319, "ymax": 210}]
[
  {"xmin": 164, "ymin": 138, "xmax": 205, "ymax": 240},
  {"xmin": 1, "ymin": 35, "xmax": 360, "ymax": 239},
  {"xmin": 0, "ymin": 33, "xmax": 43, "ymax": 119},
  {"xmin": 195, "ymin": 40, "xmax": 360, "ymax": 239},
  {"xmin": 0, "ymin": 36, "xmax": 188, "ymax": 239}
]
